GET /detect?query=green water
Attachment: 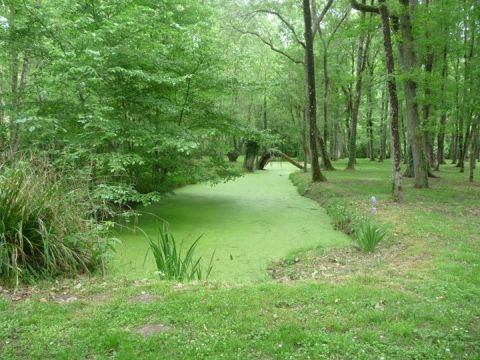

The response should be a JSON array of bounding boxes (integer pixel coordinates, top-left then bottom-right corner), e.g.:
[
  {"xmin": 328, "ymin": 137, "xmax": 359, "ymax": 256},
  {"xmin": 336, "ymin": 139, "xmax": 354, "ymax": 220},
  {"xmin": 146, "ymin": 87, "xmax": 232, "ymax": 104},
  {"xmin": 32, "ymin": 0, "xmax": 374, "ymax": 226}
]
[{"xmin": 114, "ymin": 162, "xmax": 350, "ymax": 282}]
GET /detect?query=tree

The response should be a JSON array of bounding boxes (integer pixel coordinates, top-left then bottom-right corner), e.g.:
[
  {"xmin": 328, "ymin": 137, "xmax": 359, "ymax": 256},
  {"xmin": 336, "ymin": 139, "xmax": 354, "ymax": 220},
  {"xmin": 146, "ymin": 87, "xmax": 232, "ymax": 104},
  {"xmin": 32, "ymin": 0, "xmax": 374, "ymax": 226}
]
[
  {"xmin": 350, "ymin": 0, "xmax": 402, "ymax": 198},
  {"xmin": 347, "ymin": 4, "xmax": 372, "ymax": 170},
  {"xmin": 303, "ymin": 0, "xmax": 326, "ymax": 181}
]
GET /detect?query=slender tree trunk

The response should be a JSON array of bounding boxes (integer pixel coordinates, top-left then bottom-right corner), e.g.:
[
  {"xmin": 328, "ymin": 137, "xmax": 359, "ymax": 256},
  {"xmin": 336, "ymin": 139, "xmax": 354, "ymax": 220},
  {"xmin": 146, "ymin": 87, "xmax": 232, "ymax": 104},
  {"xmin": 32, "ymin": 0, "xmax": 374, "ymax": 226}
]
[
  {"xmin": 379, "ymin": 86, "xmax": 388, "ymax": 162},
  {"xmin": 303, "ymin": 0, "xmax": 326, "ymax": 182},
  {"xmin": 379, "ymin": 0, "xmax": 402, "ymax": 200},
  {"xmin": 457, "ymin": 3, "xmax": 475, "ymax": 172},
  {"xmin": 263, "ymin": 94, "xmax": 267, "ymax": 130},
  {"xmin": 366, "ymin": 72, "xmax": 375, "ymax": 161},
  {"xmin": 451, "ymin": 123, "xmax": 459, "ymax": 163},
  {"xmin": 461, "ymin": 124, "xmax": 473, "ymax": 173},
  {"xmin": 397, "ymin": 2, "xmax": 428, "ymax": 188},
  {"xmin": 404, "ymin": 146, "xmax": 414, "ymax": 177},
  {"xmin": 469, "ymin": 116, "xmax": 479, "ymax": 182},
  {"xmin": 347, "ymin": 10, "xmax": 370, "ymax": 169},
  {"xmin": 435, "ymin": 47, "xmax": 448, "ymax": 170},
  {"xmin": 302, "ymin": 108, "xmax": 308, "ymax": 172},
  {"xmin": 422, "ymin": 50, "xmax": 435, "ymax": 170},
  {"xmin": 400, "ymin": 106, "xmax": 408, "ymax": 163},
  {"xmin": 322, "ymin": 51, "xmax": 329, "ymax": 148}
]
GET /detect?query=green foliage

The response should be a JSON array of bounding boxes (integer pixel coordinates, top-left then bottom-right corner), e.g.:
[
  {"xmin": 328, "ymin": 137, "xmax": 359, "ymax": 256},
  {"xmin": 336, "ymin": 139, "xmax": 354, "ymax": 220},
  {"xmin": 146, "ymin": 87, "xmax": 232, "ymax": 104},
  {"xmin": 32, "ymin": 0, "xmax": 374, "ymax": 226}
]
[
  {"xmin": 326, "ymin": 200, "xmax": 355, "ymax": 235},
  {"xmin": 143, "ymin": 224, "xmax": 214, "ymax": 281},
  {"xmin": 353, "ymin": 221, "xmax": 386, "ymax": 253},
  {"xmin": 240, "ymin": 126, "xmax": 281, "ymax": 148},
  {"xmin": 0, "ymin": 157, "xmax": 114, "ymax": 284},
  {"xmin": 327, "ymin": 200, "xmax": 385, "ymax": 252}
]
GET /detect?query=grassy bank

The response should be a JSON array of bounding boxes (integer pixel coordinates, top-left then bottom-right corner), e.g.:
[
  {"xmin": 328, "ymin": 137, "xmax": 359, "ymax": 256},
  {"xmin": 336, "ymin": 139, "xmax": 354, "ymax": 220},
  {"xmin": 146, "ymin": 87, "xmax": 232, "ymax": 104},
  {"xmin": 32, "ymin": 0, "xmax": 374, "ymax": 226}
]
[{"xmin": 1, "ymin": 160, "xmax": 479, "ymax": 359}]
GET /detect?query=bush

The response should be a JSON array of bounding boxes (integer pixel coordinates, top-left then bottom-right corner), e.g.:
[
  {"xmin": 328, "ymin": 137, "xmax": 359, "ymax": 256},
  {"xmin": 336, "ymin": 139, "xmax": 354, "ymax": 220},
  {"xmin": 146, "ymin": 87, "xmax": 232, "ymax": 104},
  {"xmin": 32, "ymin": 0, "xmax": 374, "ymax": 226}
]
[
  {"xmin": 327, "ymin": 200, "xmax": 355, "ymax": 234},
  {"xmin": 0, "ymin": 157, "xmax": 113, "ymax": 285},
  {"xmin": 143, "ymin": 224, "xmax": 214, "ymax": 281},
  {"xmin": 354, "ymin": 222, "xmax": 386, "ymax": 253}
]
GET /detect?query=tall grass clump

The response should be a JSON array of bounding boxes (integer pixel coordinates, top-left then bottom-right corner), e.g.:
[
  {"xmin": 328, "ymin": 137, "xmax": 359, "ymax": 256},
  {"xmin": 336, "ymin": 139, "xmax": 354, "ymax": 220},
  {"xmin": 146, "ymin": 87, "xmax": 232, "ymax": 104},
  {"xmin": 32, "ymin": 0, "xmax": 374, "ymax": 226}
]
[
  {"xmin": 354, "ymin": 221, "xmax": 386, "ymax": 253},
  {"xmin": 143, "ymin": 224, "xmax": 214, "ymax": 281},
  {"xmin": 0, "ymin": 157, "xmax": 112, "ymax": 285}
]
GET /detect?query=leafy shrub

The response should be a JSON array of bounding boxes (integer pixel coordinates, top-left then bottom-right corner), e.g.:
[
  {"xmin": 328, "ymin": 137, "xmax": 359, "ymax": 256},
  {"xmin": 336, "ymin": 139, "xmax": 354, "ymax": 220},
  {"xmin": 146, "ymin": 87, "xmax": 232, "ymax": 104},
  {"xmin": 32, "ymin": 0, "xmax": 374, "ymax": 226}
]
[
  {"xmin": 354, "ymin": 222, "xmax": 386, "ymax": 253},
  {"xmin": 327, "ymin": 200, "xmax": 355, "ymax": 234},
  {"xmin": 143, "ymin": 224, "xmax": 214, "ymax": 281},
  {"xmin": 0, "ymin": 158, "xmax": 113, "ymax": 285}
]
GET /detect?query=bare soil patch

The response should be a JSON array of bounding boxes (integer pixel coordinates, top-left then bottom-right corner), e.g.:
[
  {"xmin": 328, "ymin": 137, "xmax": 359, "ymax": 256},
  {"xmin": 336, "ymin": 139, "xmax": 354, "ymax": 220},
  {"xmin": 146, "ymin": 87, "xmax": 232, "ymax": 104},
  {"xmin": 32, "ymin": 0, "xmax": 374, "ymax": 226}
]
[
  {"xmin": 130, "ymin": 292, "xmax": 161, "ymax": 304},
  {"xmin": 132, "ymin": 323, "xmax": 173, "ymax": 336}
]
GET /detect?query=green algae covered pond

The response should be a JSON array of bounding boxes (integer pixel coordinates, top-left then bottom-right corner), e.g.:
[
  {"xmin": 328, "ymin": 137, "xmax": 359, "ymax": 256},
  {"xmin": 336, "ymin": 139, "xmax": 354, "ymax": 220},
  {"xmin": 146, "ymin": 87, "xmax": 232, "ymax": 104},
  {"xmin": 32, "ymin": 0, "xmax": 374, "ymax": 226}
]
[{"xmin": 114, "ymin": 162, "xmax": 350, "ymax": 282}]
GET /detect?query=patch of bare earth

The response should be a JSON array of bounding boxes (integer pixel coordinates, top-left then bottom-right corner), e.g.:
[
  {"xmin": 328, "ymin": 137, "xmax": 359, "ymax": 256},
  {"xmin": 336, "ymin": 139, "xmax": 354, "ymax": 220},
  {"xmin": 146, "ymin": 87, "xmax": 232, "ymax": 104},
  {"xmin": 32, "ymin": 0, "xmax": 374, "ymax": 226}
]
[
  {"xmin": 131, "ymin": 323, "xmax": 173, "ymax": 336},
  {"xmin": 130, "ymin": 292, "xmax": 161, "ymax": 304},
  {"xmin": 269, "ymin": 240, "xmax": 430, "ymax": 283}
]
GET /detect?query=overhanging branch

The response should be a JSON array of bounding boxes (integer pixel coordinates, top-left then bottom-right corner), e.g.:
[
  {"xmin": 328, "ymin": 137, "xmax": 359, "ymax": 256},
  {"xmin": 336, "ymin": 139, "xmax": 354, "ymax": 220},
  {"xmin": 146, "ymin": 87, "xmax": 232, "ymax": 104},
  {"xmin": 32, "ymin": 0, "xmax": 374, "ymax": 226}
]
[
  {"xmin": 233, "ymin": 26, "xmax": 304, "ymax": 65},
  {"xmin": 246, "ymin": 9, "xmax": 306, "ymax": 48}
]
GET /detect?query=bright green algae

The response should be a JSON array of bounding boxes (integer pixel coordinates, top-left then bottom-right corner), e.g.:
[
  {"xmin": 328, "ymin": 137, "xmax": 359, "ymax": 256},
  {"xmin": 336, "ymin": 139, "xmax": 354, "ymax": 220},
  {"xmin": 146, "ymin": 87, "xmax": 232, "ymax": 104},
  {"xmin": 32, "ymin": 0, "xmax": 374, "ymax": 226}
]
[{"xmin": 114, "ymin": 162, "xmax": 349, "ymax": 282}]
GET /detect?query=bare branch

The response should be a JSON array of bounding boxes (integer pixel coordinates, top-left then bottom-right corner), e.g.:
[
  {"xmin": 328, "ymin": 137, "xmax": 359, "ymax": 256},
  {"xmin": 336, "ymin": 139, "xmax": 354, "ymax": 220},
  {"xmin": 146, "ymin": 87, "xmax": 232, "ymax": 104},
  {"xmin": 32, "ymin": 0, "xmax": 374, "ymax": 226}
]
[
  {"xmin": 327, "ymin": 10, "xmax": 349, "ymax": 46},
  {"xmin": 312, "ymin": 0, "xmax": 334, "ymax": 37},
  {"xmin": 246, "ymin": 9, "xmax": 306, "ymax": 48},
  {"xmin": 233, "ymin": 26, "xmax": 304, "ymax": 65}
]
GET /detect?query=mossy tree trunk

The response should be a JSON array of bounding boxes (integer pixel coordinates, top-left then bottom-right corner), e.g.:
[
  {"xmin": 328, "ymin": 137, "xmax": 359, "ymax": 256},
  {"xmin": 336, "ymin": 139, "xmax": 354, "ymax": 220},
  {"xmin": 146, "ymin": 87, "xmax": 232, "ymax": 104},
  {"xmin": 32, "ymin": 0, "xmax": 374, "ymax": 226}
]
[{"xmin": 243, "ymin": 140, "xmax": 259, "ymax": 172}]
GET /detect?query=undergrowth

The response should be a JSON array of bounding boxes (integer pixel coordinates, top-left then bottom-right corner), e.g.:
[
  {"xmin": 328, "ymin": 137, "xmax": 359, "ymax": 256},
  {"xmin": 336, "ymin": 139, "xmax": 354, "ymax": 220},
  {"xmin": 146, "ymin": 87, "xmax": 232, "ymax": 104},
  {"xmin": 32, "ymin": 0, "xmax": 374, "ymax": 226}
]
[{"xmin": 0, "ymin": 156, "xmax": 114, "ymax": 285}]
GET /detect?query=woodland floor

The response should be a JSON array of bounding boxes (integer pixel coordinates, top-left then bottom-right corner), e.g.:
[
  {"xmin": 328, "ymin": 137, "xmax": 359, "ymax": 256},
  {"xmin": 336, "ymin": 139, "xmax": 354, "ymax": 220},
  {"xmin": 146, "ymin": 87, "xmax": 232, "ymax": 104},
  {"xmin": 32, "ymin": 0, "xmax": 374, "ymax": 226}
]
[{"xmin": 1, "ymin": 159, "xmax": 479, "ymax": 359}]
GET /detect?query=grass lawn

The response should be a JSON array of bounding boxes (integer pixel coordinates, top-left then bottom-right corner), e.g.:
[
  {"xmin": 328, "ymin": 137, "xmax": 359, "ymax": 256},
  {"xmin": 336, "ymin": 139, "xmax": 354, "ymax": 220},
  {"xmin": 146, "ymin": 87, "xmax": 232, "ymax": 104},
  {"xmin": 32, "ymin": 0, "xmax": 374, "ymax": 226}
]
[{"xmin": 1, "ymin": 159, "xmax": 479, "ymax": 359}]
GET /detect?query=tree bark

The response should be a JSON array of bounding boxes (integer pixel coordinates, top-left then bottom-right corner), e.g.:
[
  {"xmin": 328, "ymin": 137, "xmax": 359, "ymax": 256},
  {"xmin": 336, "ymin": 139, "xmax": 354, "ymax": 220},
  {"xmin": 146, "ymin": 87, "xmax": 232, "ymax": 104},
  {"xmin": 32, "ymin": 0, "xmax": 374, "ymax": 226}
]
[
  {"xmin": 347, "ymin": 7, "xmax": 370, "ymax": 169},
  {"xmin": 379, "ymin": 0, "xmax": 402, "ymax": 200},
  {"xmin": 366, "ymin": 66, "xmax": 375, "ymax": 161},
  {"xmin": 397, "ymin": 1, "xmax": 428, "ymax": 188},
  {"xmin": 303, "ymin": 0, "xmax": 326, "ymax": 182},
  {"xmin": 258, "ymin": 149, "xmax": 304, "ymax": 170},
  {"xmin": 379, "ymin": 86, "xmax": 388, "ymax": 162},
  {"xmin": 302, "ymin": 108, "xmax": 308, "ymax": 172},
  {"xmin": 322, "ymin": 51, "xmax": 329, "ymax": 151},
  {"xmin": 243, "ymin": 140, "xmax": 259, "ymax": 172},
  {"xmin": 469, "ymin": 116, "xmax": 479, "ymax": 182},
  {"xmin": 435, "ymin": 46, "xmax": 448, "ymax": 170},
  {"xmin": 457, "ymin": 2, "xmax": 475, "ymax": 172}
]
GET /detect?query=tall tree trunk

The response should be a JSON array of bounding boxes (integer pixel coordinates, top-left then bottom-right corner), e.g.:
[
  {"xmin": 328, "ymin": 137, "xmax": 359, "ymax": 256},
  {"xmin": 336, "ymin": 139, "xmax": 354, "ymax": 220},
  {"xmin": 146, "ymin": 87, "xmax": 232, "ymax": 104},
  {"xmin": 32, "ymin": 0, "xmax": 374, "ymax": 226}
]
[
  {"xmin": 469, "ymin": 116, "xmax": 479, "ymax": 182},
  {"xmin": 397, "ymin": 1, "xmax": 428, "ymax": 188},
  {"xmin": 400, "ymin": 105, "xmax": 408, "ymax": 163},
  {"xmin": 404, "ymin": 146, "xmax": 414, "ymax": 177},
  {"xmin": 422, "ymin": 47, "xmax": 435, "ymax": 170},
  {"xmin": 435, "ymin": 46, "xmax": 448, "ymax": 170},
  {"xmin": 263, "ymin": 94, "xmax": 267, "ymax": 130},
  {"xmin": 243, "ymin": 140, "xmax": 259, "ymax": 172},
  {"xmin": 379, "ymin": 86, "xmax": 388, "ymax": 162},
  {"xmin": 347, "ymin": 8, "xmax": 370, "ymax": 169},
  {"xmin": 318, "ymin": 130, "xmax": 335, "ymax": 170},
  {"xmin": 303, "ymin": 0, "xmax": 326, "ymax": 182},
  {"xmin": 302, "ymin": 108, "xmax": 309, "ymax": 172},
  {"xmin": 322, "ymin": 51, "xmax": 329, "ymax": 152},
  {"xmin": 9, "ymin": 4, "xmax": 19, "ymax": 153},
  {"xmin": 457, "ymin": 2, "xmax": 475, "ymax": 172},
  {"xmin": 451, "ymin": 123, "xmax": 459, "ymax": 163},
  {"xmin": 379, "ymin": 0, "xmax": 402, "ymax": 200},
  {"xmin": 366, "ymin": 69, "xmax": 375, "ymax": 161}
]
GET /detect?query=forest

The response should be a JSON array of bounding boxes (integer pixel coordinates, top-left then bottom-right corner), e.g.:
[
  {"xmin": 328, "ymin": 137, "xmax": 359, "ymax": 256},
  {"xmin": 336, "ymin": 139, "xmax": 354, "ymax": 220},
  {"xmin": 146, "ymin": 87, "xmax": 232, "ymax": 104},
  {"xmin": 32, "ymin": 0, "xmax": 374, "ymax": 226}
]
[{"xmin": 0, "ymin": 0, "xmax": 479, "ymax": 359}]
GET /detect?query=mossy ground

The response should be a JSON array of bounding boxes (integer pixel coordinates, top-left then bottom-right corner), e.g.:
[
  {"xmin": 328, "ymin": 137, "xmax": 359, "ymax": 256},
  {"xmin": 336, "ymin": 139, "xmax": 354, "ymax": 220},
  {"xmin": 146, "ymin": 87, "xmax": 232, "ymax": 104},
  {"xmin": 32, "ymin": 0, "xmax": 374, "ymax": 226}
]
[{"xmin": 1, "ymin": 159, "xmax": 479, "ymax": 359}]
